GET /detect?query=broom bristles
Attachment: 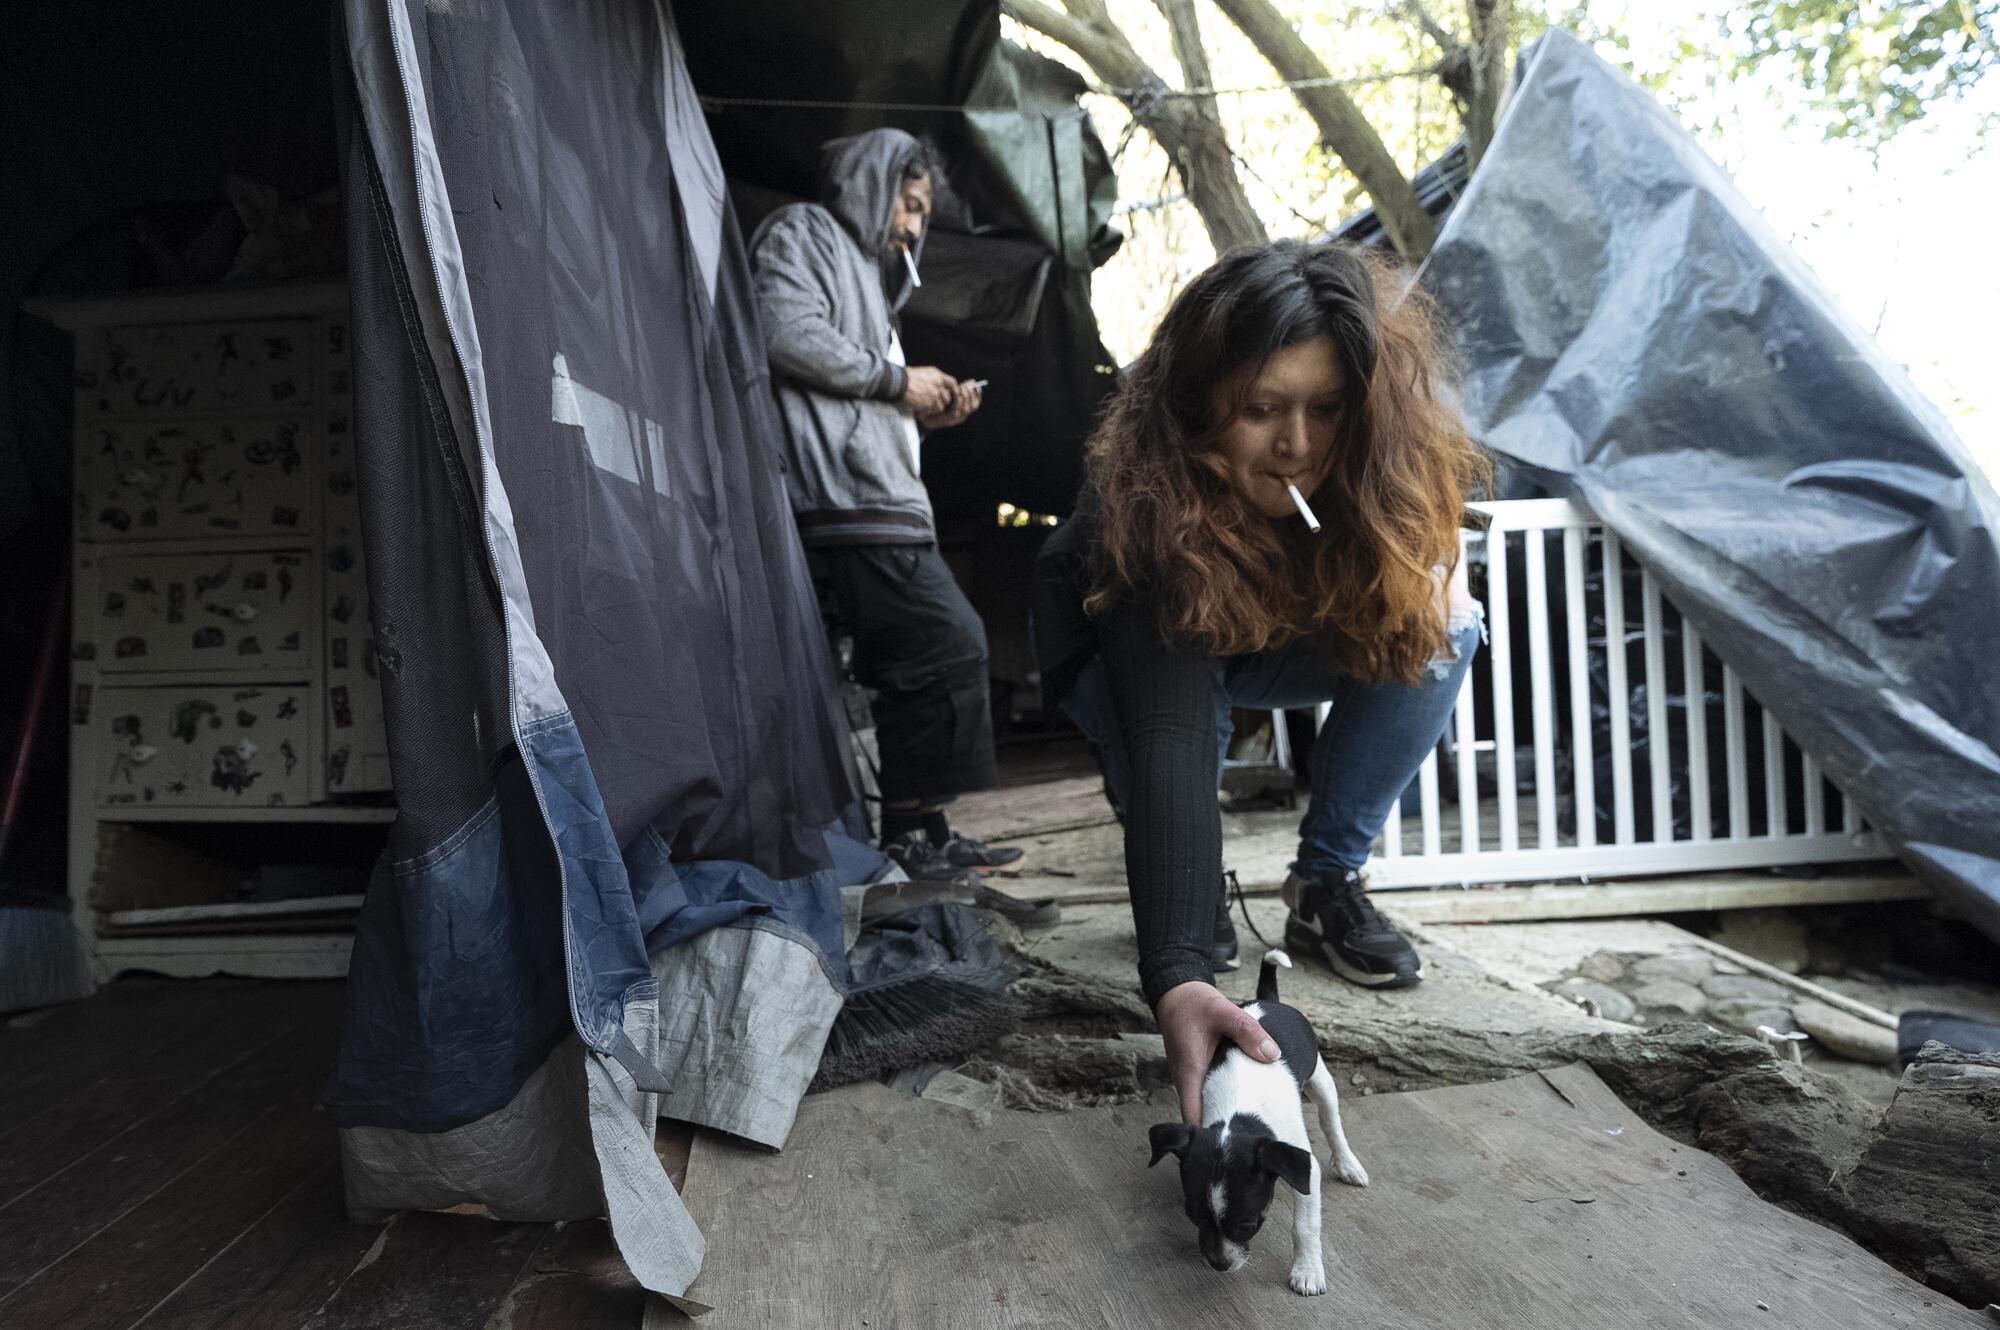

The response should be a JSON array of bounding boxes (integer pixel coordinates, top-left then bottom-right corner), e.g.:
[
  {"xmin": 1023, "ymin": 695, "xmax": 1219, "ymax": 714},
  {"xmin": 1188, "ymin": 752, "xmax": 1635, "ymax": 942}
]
[{"xmin": 810, "ymin": 973, "xmax": 1019, "ymax": 1093}]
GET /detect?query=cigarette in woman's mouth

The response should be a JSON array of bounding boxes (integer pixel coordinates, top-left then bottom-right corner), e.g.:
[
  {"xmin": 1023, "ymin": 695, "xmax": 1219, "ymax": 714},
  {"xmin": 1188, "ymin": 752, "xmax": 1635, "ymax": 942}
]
[
  {"xmin": 1287, "ymin": 482, "xmax": 1322, "ymax": 533},
  {"xmin": 902, "ymin": 247, "xmax": 922, "ymax": 288}
]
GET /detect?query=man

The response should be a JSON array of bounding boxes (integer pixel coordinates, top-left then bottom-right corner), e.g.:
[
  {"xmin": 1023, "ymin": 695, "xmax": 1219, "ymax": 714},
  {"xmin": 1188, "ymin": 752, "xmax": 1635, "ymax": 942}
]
[{"xmin": 750, "ymin": 128, "xmax": 1023, "ymax": 885}]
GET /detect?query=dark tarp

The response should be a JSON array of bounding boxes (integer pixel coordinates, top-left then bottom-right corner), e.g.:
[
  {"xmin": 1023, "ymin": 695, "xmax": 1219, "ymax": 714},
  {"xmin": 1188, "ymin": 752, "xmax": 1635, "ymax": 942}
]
[
  {"xmin": 334, "ymin": 0, "xmax": 900, "ymax": 1298},
  {"xmin": 1420, "ymin": 30, "xmax": 2000, "ymax": 942},
  {"xmin": 676, "ymin": 2, "xmax": 1122, "ymax": 524}
]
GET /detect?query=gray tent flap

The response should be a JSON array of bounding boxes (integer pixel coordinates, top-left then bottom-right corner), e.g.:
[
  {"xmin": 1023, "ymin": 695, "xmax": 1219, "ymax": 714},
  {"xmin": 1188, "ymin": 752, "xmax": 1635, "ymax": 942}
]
[
  {"xmin": 1422, "ymin": 31, "xmax": 2000, "ymax": 940},
  {"xmin": 333, "ymin": 0, "xmax": 897, "ymax": 1294}
]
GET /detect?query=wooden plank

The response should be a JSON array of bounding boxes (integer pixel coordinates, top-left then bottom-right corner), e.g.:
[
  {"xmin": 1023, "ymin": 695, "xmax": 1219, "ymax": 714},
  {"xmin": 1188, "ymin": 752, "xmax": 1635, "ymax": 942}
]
[
  {"xmin": 678, "ymin": 1069, "xmax": 1981, "ymax": 1328},
  {"xmin": 0, "ymin": 996, "xmax": 340, "ymax": 1299},
  {"xmin": 949, "ymin": 776, "xmax": 1115, "ymax": 845},
  {"xmin": 492, "ymin": 1219, "xmax": 649, "ymax": 1330},
  {"xmin": 105, "ymin": 895, "xmax": 366, "ymax": 928},
  {"xmin": 94, "ymin": 934, "xmax": 354, "ymax": 980},
  {"xmin": 0, "ymin": 1085, "xmax": 338, "ymax": 1330},
  {"xmin": 96, "ymin": 804, "xmax": 396, "ymax": 824},
  {"xmin": 657, "ymin": 1121, "xmax": 694, "ymax": 1194},
  {"xmin": 132, "ymin": 1157, "xmax": 382, "ymax": 1330},
  {"xmin": 0, "ymin": 978, "xmax": 338, "ymax": 1139},
  {"xmin": 299, "ymin": 1210, "xmax": 549, "ymax": 1330},
  {"xmin": 1375, "ymin": 871, "xmax": 1927, "ymax": 925}
]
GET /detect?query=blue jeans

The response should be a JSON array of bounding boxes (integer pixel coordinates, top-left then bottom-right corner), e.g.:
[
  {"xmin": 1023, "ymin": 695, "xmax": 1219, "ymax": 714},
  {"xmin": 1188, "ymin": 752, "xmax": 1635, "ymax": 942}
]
[{"xmin": 1062, "ymin": 610, "xmax": 1482, "ymax": 876}]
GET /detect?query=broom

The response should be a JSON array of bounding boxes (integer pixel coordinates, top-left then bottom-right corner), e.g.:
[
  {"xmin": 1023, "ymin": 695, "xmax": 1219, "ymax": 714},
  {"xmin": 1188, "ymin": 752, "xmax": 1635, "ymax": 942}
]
[{"xmin": 809, "ymin": 901, "xmax": 1020, "ymax": 1093}]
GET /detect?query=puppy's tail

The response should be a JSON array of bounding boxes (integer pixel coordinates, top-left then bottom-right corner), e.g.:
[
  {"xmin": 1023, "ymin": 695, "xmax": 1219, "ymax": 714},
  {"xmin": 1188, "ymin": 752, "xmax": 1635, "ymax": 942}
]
[{"xmin": 1257, "ymin": 949, "xmax": 1292, "ymax": 1003}]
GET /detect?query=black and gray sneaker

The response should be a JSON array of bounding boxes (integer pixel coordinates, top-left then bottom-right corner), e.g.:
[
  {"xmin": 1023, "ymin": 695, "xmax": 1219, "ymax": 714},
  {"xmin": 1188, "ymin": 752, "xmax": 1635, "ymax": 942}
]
[
  {"xmin": 938, "ymin": 833, "xmax": 1026, "ymax": 874},
  {"xmin": 882, "ymin": 831, "xmax": 979, "ymax": 888},
  {"xmin": 882, "ymin": 832, "xmax": 1060, "ymax": 928},
  {"xmin": 1283, "ymin": 867, "xmax": 1422, "ymax": 988},
  {"xmin": 1211, "ymin": 871, "xmax": 1241, "ymax": 972}
]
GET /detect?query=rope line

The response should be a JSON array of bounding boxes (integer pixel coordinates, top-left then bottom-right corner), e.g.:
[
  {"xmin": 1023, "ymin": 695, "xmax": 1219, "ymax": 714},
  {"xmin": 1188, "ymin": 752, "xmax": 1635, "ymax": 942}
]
[{"xmin": 695, "ymin": 62, "xmax": 1441, "ymax": 113}]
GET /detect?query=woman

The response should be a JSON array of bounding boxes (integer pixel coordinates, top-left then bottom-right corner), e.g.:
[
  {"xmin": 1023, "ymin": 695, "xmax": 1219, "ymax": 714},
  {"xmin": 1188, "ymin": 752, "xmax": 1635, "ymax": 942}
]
[{"xmin": 1033, "ymin": 240, "xmax": 1488, "ymax": 1122}]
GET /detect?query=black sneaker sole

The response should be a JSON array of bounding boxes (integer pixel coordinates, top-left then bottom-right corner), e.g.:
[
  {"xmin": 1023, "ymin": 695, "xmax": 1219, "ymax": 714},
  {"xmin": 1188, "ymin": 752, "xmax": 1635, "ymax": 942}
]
[
  {"xmin": 1284, "ymin": 918, "xmax": 1423, "ymax": 989},
  {"xmin": 960, "ymin": 848, "xmax": 1027, "ymax": 875}
]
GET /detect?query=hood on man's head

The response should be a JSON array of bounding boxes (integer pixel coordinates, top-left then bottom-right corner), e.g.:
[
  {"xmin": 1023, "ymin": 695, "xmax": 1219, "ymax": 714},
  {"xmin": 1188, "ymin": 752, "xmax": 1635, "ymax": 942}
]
[{"xmin": 817, "ymin": 128, "xmax": 930, "ymax": 310}]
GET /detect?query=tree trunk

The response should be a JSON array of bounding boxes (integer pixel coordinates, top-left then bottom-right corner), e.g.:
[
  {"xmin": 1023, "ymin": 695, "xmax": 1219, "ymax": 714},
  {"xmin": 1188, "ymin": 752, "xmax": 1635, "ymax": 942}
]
[
  {"xmin": 1466, "ymin": 0, "xmax": 1514, "ymax": 167},
  {"xmin": 1003, "ymin": 0, "xmax": 1267, "ymax": 254},
  {"xmin": 1209, "ymin": 0, "xmax": 1437, "ymax": 262}
]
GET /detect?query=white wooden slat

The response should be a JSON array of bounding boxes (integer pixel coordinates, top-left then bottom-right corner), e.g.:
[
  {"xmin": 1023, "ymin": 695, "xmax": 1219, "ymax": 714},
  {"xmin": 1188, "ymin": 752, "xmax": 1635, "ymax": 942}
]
[
  {"xmin": 1350, "ymin": 498, "xmax": 1895, "ymax": 890},
  {"xmin": 1452, "ymin": 542, "xmax": 1480, "ymax": 854},
  {"xmin": 1488, "ymin": 529, "xmax": 1520, "ymax": 852},
  {"xmin": 1763, "ymin": 711, "xmax": 1789, "ymax": 838},
  {"xmin": 1683, "ymin": 623, "xmax": 1712, "ymax": 842},
  {"xmin": 1803, "ymin": 755, "xmax": 1827, "ymax": 836},
  {"xmin": 1419, "ymin": 751, "xmax": 1441, "ymax": 858},
  {"xmin": 1563, "ymin": 528, "xmax": 1596, "ymax": 849},
  {"xmin": 1525, "ymin": 533, "xmax": 1557, "ymax": 849},
  {"xmin": 1603, "ymin": 532, "xmax": 1635, "ymax": 844},
  {"xmin": 1724, "ymin": 666, "xmax": 1750, "ymax": 839},
  {"xmin": 1642, "ymin": 570, "xmax": 1673, "ymax": 843},
  {"xmin": 1842, "ymin": 782, "xmax": 1861, "ymax": 835}
]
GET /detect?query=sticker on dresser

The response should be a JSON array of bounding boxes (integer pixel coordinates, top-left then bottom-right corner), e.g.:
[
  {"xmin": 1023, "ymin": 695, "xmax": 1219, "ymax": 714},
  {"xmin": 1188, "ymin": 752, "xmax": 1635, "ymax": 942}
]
[
  {"xmin": 95, "ymin": 684, "xmax": 312, "ymax": 808},
  {"xmin": 76, "ymin": 416, "xmax": 318, "ymax": 541},
  {"xmin": 83, "ymin": 319, "xmax": 316, "ymax": 415},
  {"xmin": 89, "ymin": 548, "xmax": 313, "ymax": 675}
]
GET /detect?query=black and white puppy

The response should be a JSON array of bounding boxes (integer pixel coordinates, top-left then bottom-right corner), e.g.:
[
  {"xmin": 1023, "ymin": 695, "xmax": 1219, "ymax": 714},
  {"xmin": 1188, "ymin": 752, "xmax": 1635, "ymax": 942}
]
[{"xmin": 1147, "ymin": 951, "xmax": 1368, "ymax": 1296}]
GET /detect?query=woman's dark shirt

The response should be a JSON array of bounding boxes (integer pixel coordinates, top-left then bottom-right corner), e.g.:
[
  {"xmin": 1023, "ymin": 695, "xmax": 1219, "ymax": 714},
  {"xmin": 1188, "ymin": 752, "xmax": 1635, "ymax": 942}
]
[{"xmin": 1033, "ymin": 509, "xmax": 1231, "ymax": 1007}]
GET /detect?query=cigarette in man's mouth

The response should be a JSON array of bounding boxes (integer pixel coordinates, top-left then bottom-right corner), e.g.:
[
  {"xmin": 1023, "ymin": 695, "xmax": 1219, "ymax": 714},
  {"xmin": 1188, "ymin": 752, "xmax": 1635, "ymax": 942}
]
[
  {"xmin": 1287, "ymin": 482, "xmax": 1322, "ymax": 533},
  {"xmin": 902, "ymin": 247, "xmax": 922, "ymax": 288}
]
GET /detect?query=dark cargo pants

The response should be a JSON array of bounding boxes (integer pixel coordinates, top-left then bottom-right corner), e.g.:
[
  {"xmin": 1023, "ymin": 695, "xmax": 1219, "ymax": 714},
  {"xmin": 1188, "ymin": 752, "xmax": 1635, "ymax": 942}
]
[{"xmin": 815, "ymin": 543, "xmax": 997, "ymax": 804}]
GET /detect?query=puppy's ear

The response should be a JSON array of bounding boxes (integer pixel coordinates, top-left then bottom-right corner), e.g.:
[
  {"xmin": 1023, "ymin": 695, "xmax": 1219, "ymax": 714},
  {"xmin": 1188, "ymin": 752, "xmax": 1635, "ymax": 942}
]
[
  {"xmin": 1147, "ymin": 1122, "xmax": 1194, "ymax": 1167},
  {"xmin": 1256, "ymin": 1140, "xmax": 1313, "ymax": 1195}
]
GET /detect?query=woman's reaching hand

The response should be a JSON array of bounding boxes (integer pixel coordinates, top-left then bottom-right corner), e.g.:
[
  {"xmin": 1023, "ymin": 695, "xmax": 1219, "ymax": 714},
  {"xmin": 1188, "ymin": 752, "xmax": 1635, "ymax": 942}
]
[{"xmin": 1154, "ymin": 979, "xmax": 1281, "ymax": 1124}]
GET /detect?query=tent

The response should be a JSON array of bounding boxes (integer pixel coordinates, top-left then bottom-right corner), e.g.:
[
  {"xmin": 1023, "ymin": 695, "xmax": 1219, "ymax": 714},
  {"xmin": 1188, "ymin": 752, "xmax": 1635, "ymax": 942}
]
[
  {"xmin": 1419, "ymin": 31, "xmax": 2000, "ymax": 944},
  {"xmin": 332, "ymin": 0, "xmax": 1117, "ymax": 1301}
]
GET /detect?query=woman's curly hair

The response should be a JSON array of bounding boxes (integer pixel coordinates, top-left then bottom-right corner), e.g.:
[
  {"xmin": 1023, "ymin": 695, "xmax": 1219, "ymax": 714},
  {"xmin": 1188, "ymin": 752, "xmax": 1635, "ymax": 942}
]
[{"xmin": 1084, "ymin": 240, "xmax": 1488, "ymax": 686}]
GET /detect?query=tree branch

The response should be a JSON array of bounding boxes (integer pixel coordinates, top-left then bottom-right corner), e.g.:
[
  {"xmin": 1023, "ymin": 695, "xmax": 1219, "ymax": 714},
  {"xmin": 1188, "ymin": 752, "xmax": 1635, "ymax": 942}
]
[
  {"xmin": 1003, "ymin": 0, "xmax": 1267, "ymax": 253},
  {"xmin": 1403, "ymin": 0, "xmax": 1462, "ymax": 55},
  {"xmin": 1210, "ymin": 0, "xmax": 1437, "ymax": 260},
  {"xmin": 1465, "ymin": 0, "xmax": 1513, "ymax": 167},
  {"xmin": 1154, "ymin": 0, "xmax": 1217, "ymax": 102}
]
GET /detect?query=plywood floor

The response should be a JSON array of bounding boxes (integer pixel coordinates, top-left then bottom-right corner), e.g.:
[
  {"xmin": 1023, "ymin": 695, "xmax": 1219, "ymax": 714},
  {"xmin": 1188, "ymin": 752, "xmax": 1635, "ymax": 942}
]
[
  {"xmin": 0, "ymin": 976, "xmax": 676, "ymax": 1330},
  {"xmin": 677, "ymin": 1064, "xmax": 1983, "ymax": 1330}
]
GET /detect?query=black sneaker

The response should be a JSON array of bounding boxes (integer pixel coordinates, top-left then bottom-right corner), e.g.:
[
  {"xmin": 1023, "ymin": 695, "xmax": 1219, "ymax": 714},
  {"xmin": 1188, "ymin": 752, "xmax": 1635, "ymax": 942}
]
[
  {"xmin": 937, "ymin": 833, "xmax": 1026, "ymax": 874},
  {"xmin": 1283, "ymin": 868, "xmax": 1422, "ymax": 988},
  {"xmin": 1211, "ymin": 871, "xmax": 1241, "ymax": 972},
  {"xmin": 882, "ymin": 831, "xmax": 979, "ymax": 888}
]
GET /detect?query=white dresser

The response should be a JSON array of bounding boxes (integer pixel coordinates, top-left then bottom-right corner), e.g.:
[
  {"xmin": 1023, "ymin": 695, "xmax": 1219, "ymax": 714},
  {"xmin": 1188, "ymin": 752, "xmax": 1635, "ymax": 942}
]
[{"xmin": 32, "ymin": 283, "xmax": 393, "ymax": 979}]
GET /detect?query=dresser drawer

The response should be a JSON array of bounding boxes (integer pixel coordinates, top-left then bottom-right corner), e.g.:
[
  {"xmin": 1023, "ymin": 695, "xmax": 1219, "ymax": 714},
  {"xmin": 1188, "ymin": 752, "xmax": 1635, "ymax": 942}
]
[
  {"xmin": 76, "ymin": 416, "xmax": 319, "ymax": 542},
  {"xmin": 76, "ymin": 319, "xmax": 317, "ymax": 416},
  {"xmin": 90, "ymin": 548, "xmax": 313, "ymax": 676},
  {"xmin": 92, "ymin": 683, "xmax": 314, "ymax": 809}
]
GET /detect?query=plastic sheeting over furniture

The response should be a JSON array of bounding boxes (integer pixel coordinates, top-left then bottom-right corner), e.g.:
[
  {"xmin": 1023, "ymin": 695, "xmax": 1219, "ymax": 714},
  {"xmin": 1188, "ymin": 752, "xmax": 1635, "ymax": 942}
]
[{"xmin": 1421, "ymin": 31, "xmax": 2000, "ymax": 942}]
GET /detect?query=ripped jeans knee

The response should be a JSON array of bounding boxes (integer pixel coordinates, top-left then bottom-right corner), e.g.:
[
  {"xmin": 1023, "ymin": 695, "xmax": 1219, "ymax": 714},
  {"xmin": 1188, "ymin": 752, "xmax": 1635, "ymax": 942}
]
[{"xmin": 1426, "ymin": 598, "xmax": 1487, "ymax": 682}]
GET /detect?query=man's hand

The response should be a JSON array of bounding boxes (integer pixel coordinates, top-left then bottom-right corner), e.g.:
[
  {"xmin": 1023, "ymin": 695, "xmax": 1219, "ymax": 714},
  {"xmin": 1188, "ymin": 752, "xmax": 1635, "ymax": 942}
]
[
  {"xmin": 1155, "ymin": 980, "xmax": 1280, "ymax": 1124},
  {"xmin": 902, "ymin": 366, "xmax": 957, "ymax": 416},
  {"xmin": 917, "ymin": 378, "xmax": 983, "ymax": 431}
]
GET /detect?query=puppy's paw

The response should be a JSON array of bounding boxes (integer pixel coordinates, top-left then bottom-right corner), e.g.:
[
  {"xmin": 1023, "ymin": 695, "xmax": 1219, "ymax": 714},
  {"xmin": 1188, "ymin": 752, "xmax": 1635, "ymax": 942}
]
[
  {"xmin": 1288, "ymin": 1263, "xmax": 1328, "ymax": 1297},
  {"xmin": 1334, "ymin": 1158, "xmax": 1370, "ymax": 1188}
]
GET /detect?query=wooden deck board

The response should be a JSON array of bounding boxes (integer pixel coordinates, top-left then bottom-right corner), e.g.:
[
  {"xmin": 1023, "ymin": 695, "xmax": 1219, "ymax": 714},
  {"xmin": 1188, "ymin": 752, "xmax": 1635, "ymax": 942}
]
[
  {"xmin": 0, "ymin": 1001, "xmax": 341, "ymax": 1303},
  {"xmin": 677, "ymin": 1067, "xmax": 1982, "ymax": 1329},
  {"xmin": 131, "ymin": 1156, "xmax": 381, "ymax": 1330}
]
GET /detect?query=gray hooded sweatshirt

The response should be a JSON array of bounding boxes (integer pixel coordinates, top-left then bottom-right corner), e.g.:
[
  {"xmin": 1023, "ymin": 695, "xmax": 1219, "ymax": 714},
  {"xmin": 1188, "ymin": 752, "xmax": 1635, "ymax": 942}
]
[{"xmin": 750, "ymin": 129, "xmax": 932, "ymax": 546}]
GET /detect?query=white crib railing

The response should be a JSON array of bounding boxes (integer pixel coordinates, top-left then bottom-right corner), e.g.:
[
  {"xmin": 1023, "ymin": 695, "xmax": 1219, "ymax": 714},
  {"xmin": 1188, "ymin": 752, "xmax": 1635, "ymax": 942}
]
[{"xmin": 1361, "ymin": 498, "xmax": 1885, "ymax": 888}]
